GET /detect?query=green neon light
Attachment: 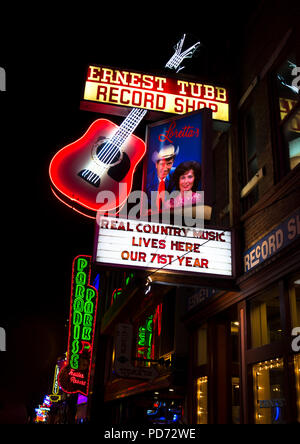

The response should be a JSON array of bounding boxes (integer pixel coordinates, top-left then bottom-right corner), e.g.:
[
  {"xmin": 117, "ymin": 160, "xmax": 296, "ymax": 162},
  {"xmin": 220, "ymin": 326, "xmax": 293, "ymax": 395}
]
[
  {"xmin": 70, "ymin": 257, "xmax": 96, "ymax": 370},
  {"xmin": 137, "ymin": 315, "xmax": 153, "ymax": 360},
  {"xmin": 125, "ymin": 272, "xmax": 134, "ymax": 286}
]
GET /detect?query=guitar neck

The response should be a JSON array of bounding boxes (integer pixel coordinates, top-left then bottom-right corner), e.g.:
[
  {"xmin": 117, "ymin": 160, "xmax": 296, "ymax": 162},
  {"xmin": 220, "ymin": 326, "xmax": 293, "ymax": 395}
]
[
  {"xmin": 111, "ymin": 108, "xmax": 148, "ymax": 149},
  {"xmin": 109, "ymin": 35, "xmax": 200, "ymax": 148}
]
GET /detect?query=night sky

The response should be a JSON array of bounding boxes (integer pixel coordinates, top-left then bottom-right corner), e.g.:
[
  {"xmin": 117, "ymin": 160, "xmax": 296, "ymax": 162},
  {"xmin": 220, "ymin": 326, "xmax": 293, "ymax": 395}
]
[{"xmin": 0, "ymin": 5, "xmax": 259, "ymax": 423}]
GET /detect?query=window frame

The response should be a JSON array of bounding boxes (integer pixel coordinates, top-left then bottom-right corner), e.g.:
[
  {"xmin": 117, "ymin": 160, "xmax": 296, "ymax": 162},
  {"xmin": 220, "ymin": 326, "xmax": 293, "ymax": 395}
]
[
  {"xmin": 239, "ymin": 99, "xmax": 260, "ymax": 213},
  {"xmin": 243, "ymin": 278, "xmax": 299, "ymax": 423},
  {"xmin": 268, "ymin": 37, "xmax": 300, "ymax": 182}
]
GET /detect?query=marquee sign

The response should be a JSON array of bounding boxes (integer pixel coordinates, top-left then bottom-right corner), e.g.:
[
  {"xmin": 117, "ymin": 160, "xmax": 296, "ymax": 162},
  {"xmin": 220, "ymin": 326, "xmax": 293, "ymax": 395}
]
[
  {"xmin": 58, "ymin": 255, "xmax": 98, "ymax": 396},
  {"xmin": 95, "ymin": 217, "xmax": 233, "ymax": 277},
  {"xmin": 83, "ymin": 65, "xmax": 229, "ymax": 122}
]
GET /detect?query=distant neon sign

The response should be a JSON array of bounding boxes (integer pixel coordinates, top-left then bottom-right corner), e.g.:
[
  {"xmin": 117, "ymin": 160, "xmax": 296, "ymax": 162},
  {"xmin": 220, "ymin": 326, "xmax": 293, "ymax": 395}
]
[
  {"xmin": 137, "ymin": 315, "xmax": 153, "ymax": 361},
  {"xmin": 58, "ymin": 255, "xmax": 98, "ymax": 396},
  {"xmin": 49, "ymin": 364, "xmax": 61, "ymax": 402}
]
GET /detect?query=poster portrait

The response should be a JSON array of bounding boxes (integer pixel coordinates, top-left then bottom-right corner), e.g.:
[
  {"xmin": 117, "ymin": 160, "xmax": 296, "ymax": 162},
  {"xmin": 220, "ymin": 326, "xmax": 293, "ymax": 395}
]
[{"xmin": 142, "ymin": 109, "xmax": 213, "ymax": 218}]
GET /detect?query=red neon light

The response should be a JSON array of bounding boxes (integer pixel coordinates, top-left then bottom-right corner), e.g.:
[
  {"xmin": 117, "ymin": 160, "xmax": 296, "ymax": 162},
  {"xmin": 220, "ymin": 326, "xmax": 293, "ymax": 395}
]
[
  {"xmin": 49, "ymin": 119, "xmax": 146, "ymax": 217},
  {"xmin": 153, "ymin": 303, "xmax": 162, "ymax": 337},
  {"xmin": 50, "ymin": 187, "xmax": 96, "ymax": 219},
  {"xmin": 150, "ymin": 304, "xmax": 162, "ymax": 360},
  {"xmin": 111, "ymin": 287, "xmax": 122, "ymax": 306}
]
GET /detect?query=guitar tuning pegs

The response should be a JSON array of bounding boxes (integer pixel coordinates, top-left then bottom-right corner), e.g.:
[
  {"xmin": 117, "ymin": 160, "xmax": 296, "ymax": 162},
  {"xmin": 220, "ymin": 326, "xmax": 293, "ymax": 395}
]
[{"xmin": 176, "ymin": 66, "xmax": 185, "ymax": 73}]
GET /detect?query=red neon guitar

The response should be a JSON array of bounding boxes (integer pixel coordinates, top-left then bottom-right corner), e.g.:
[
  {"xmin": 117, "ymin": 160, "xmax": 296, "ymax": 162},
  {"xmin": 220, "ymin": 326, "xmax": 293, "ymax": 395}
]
[{"xmin": 49, "ymin": 35, "xmax": 200, "ymax": 218}]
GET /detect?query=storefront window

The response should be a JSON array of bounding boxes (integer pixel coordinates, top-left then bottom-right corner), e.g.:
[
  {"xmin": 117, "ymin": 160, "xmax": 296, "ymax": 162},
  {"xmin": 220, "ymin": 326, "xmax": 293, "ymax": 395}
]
[
  {"xmin": 289, "ymin": 276, "xmax": 300, "ymax": 328},
  {"xmin": 277, "ymin": 55, "xmax": 299, "ymax": 120},
  {"xmin": 282, "ymin": 104, "xmax": 300, "ymax": 170},
  {"xmin": 294, "ymin": 354, "xmax": 300, "ymax": 422},
  {"xmin": 196, "ymin": 376, "xmax": 208, "ymax": 424},
  {"xmin": 250, "ymin": 285, "xmax": 282, "ymax": 348},
  {"xmin": 253, "ymin": 358, "xmax": 286, "ymax": 424}
]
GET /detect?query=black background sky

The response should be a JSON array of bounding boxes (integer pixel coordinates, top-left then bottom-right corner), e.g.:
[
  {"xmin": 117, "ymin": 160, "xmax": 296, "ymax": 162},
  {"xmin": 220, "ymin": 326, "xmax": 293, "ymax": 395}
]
[{"xmin": 0, "ymin": 2, "xmax": 269, "ymax": 423}]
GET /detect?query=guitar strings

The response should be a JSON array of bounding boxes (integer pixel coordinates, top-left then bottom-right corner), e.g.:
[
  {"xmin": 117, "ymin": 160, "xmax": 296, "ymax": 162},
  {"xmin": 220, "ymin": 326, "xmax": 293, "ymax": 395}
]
[
  {"xmin": 82, "ymin": 110, "xmax": 146, "ymax": 181},
  {"xmin": 99, "ymin": 108, "xmax": 146, "ymax": 164},
  {"xmin": 96, "ymin": 108, "xmax": 147, "ymax": 166},
  {"xmin": 96, "ymin": 109, "xmax": 138, "ymax": 164}
]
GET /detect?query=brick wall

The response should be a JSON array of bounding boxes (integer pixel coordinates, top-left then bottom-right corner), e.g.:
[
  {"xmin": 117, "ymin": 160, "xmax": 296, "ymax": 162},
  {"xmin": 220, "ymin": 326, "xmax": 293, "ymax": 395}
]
[
  {"xmin": 213, "ymin": 132, "xmax": 229, "ymax": 226},
  {"xmin": 242, "ymin": 171, "xmax": 300, "ymax": 249},
  {"xmin": 234, "ymin": 2, "xmax": 300, "ymax": 252}
]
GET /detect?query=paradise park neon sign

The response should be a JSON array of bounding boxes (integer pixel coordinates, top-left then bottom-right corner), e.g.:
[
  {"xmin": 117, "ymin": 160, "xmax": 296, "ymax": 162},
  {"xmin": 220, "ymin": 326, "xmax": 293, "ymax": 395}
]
[{"xmin": 58, "ymin": 255, "xmax": 98, "ymax": 396}]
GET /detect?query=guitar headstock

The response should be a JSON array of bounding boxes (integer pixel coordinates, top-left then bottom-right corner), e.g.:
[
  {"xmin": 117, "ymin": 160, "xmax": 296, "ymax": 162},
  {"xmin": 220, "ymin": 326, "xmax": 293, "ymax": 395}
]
[{"xmin": 165, "ymin": 33, "xmax": 201, "ymax": 73}]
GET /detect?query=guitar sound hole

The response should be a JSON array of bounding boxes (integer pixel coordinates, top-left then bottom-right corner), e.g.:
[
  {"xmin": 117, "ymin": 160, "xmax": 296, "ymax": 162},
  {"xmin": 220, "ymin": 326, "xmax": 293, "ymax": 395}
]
[{"xmin": 96, "ymin": 143, "xmax": 121, "ymax": 165}]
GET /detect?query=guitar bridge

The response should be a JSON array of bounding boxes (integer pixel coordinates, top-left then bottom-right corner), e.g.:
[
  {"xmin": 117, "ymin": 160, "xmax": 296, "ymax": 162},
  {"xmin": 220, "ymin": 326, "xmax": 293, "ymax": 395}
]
[{"xmin": 78, "ymin": 169, "xmax": 101, "ymax": 187}]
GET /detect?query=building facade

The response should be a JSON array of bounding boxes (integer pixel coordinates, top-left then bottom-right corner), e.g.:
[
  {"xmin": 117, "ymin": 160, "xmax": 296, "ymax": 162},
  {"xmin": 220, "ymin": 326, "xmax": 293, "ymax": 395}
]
[{"xmin": 86, "ymin": 2, "xmax": 300, "ymax": 425}]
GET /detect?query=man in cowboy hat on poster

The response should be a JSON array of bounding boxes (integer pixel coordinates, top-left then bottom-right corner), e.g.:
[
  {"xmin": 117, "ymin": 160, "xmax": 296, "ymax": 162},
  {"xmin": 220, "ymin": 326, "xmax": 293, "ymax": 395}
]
[{"xmin": 146, "ymin": 144, "xmax": 179, "ymax": 210}]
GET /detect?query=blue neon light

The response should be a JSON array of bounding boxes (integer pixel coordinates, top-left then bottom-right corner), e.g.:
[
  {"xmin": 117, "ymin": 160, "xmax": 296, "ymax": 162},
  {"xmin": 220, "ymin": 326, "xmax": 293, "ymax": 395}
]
[
  {"xmin": 93, "ymin": 274, "xmax": 100, "ymax": 291},
  {"xmin": 274, "ymin": 406, "xmax": 280, "ymax": 422}
]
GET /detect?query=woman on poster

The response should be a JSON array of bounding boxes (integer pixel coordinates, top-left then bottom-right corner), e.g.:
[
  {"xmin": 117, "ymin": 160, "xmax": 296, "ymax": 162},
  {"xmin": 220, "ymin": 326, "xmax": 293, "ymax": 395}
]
[{"xmin": 163, "ymin": 160, "xmax": 203, "ymax": 210}]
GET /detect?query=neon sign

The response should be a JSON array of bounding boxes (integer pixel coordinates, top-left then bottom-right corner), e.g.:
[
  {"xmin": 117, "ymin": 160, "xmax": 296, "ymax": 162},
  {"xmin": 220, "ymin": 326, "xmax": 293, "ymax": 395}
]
[
  {"xmin": 49, "ymin": 364, "xmax": 62, "ymax": 402},
  {"xmin": 136, "ymin": 304, "xmax": 162, "ymax": 362},
  {"xmin": 50, "ymin": 35, "xmax": 202, "ymax": 219},
  {"xmin": 137, "ymin": 315, "xmax": 153, "ymax": 361},
  {"xmin": 58, "ymin": 255, "xmax": 98, "ymax": 396},
  {"xmin": 83, "ymin": 65, "xmax": 229, "ymax": 122}
]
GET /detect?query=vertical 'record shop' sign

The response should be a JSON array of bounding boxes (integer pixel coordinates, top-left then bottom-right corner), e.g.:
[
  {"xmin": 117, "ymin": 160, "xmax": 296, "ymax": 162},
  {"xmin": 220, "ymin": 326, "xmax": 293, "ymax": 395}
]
[{"xmin": 58, "ymin": 255, "xmax": 98, "ymax": 396}]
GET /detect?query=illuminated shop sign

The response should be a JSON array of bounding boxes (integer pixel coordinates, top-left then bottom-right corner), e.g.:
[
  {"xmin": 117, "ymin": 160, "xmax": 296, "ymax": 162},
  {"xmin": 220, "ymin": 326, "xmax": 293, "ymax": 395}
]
[
  {"xmin": 49, "ymin": 35, "xmax": 204, "ymax": 219},
  {"xmin": 95, "ymin": 216, "xmax": 233, "ymax": 277},
  {"xmin": 58, "ymin": 255, "xmax": 98, "ymax": 396},
  {"xmin": 83, "ymin": 65, "xmax": 229, "ymax": 122},
  {"xmin": 243, "ymin": 208, "xmax": 300, "ymax": 273}
]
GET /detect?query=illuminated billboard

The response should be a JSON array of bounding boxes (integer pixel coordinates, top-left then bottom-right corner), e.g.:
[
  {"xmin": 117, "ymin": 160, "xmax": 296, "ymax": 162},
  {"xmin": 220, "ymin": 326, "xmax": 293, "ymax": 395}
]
[
  {"xmin": 95, "ymin": 216, "xmax": 233, "ymax": 278},
  {"xmin": 142, "ymin": 109, "xmax": 212, "ymax": 215},
  {"xmin": 83, "ymin": 65, "xmax": 229, "ymax": 122},
  {"xmin": 58, "ymin": 255, "xmax": 98, "ymax": 396}
]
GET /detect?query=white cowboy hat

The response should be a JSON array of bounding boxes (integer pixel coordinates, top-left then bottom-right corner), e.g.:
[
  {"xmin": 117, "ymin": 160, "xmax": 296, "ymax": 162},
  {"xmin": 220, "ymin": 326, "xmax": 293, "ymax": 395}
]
[{"xmin": 151, "ymin": 144, "xmax": 179, "ymax": 163}]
